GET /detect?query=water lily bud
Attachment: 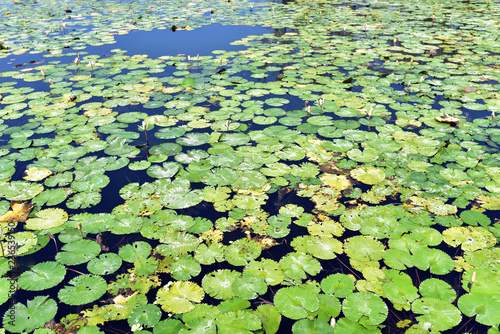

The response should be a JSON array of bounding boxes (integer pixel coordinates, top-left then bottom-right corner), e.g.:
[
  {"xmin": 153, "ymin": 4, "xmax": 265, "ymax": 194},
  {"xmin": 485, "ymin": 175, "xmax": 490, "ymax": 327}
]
[
  {"xmin": 196, "ymin": 54, "xmax": 199, "ymax": 61},
  {"xmin": 408, "ymin": 81, "xmax": 411, "ymax": 87},
  {"xmin": 471, "ymin": 271, "xmax": 476, "ymax": 283},
  {"xmin": 318, "ymin": 98, "xmax": 324, "ymax": 106},
  {"xmin": 410, "ymin": 59, "xmax": 413, "ymax": 65},
  {"xmin": 420, "ymin": 76, "xmax": 424, "ymax": 83},
  {"xmin": 393, "ymin": 38, "xmax": 397, "ymax": 45},
  {"xmin": 77, "ymin": 222, "xmax": 82, "ymax": 230},
  {"xmin": 226, "ymin": 120, "xmax": 230, "ymax": 128},
  {"xmin": 478, "ymin": 154, "xmax": 482, "ymax": 161},
  {"xmin": 187, "ymin": 55, "xmax": 190, "ymax": 62},
  {"xmin": 49, "ymin": 79, "xmax": 54, "ymax": 86},
  {"xmin": 368, "ymin": 106, "xmax": 373, "ymax": 117},
  {"xmin": 41, "ymin": 70, "xmax": 46, "ymax": 78},
  {"xmin": 307, "ymin": 105, "xmax": 311, "ymax": 115},
  {"xmin": 74, "ymin": 57, "xmax": 80, "ymax": 65},
  {"xmin": 330, "ymin": 318, "xmax": 336, "ymax": 329}
]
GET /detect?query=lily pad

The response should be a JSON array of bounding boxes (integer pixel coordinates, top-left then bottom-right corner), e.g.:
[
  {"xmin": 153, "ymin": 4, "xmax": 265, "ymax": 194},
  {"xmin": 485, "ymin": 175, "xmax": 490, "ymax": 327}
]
[
  {"xmin": 25, "ymin": 208, "xmax": 68, "ymax": 230},
  {"xmin": 58, "ymin": 274, "xmax": 107, "ymax": 305},
  {"xmin": 2, "ymin": 296, "xmax": 57, "ymax": 333},
  {"xmin": 274, "ymin": 286, "xmax": 320, "ymax": 320},
  {"xmin": 342, "ymin": 292, "xmax": 388, "ymax": 326},
  {"xmin": 18, "ymin": 261, "xmax": 66, "ymax": 291}
]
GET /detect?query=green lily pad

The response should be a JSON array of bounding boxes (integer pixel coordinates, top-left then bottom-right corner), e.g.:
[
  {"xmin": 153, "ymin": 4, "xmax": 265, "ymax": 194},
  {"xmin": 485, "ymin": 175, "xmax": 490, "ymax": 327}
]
[
  {"xmin": 157, "ymin": 178, "xmax": 204, "ymax": 209},
  {"xmin": 412, "ymin": 247, "xmax": 453, "ymax": 275},
  {"xmin": 18, "ymin": 261, "xmax": 66, "ymax": 291},
  {"xmin": 58, "ymin": 274, "xmax": 107, "ymax": 305},
  {"xmin": 87, "ymin": 253, "xmax": 122, "ymax": 275},
  {"xmin": 419, "ymin": 278, "xmax": 456, "ymax": 303},
  {"xmin": 274, "ymin": 286, "xmax": 320, "ymax": 320},
  {"xmin": 55, "ymin": 239, "xmax": 101, "ymax": 265},
  {"xmin": 128, "ymin": 304, "xmax": 162, "ymax": 329},
  {"xmin": 458, "ymin": 293, "xmax": 500, "ymax": 327},
  {"xmin": 279, "ymin": 252, "xmax": 322, "ymax": 281},
  {"xmin": 321, "ymin": 274, "xmax": 355, "ymax": 298},
  {"xmin": 3, "ymin": 296, "xmax": 57, "ymax": 333},
  {"xmin": 411, "ymin": 298, "xmax": 462, "ymax": 331},
  {"xmin": 170, "ymin": 255, "xmax": 202, "ymax": 281},
  {"xmin": 342, "ymin": 292, "xmax": 388, "ymax": 326},
  {"xmin": 118, "ymin": 241, "xmax": 152, "ymax": 263},
  {"xmin": 225, "ymin": 238, "xmax": 261, "ymax": 266},
  {"xmin": 292, "ymin": 319, "xmax": 334, "ymax": 334},
  {"xmin": 0, "ymin": 231, "xmax": 37, "ymax": 256},
  {"xmin": 156, "ymin": 281, "xmax": 204, "ymax": 314},
  {"xmin": 0, "ymin": 181, "xmax": 44, "ymax": 200},
  {"xmin": 254, "ymin": 304, "xmax": 281, "ymax": 334},
  {"xmin": 202, "ymin": 269, "xmax": 240, "ymax": 300},
  {"xmin": 232, "ymin": 274, "xmax": 268, "ymax": 300},
  {"xmin": 442, "ymin": 226, "xmax": 496, "ymax": 251}
]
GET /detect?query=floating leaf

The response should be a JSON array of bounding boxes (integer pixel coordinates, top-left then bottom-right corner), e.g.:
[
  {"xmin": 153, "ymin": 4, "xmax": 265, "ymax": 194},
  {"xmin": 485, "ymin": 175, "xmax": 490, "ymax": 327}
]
[
  {"xmin": 411, "ymin": 298, "xmax": 462, "ymax": 331},
  {"xmin": 442, "ymin": 226, "xmax": 496, "ymax": 251},
  {"xmin": 25, "ymin": 208, "xmax": 68, "ymax": 230},
  {"xmin": 254, "ymin": 304, "xmax": 281, "ymax": 334},
  {"xmin": 0, "ymin": 201, "xmax": 33, "ymax": 223},
  {"xmin": 0, "ymin": 231, "xmax": 37, "ymax": 256},
  {"xmin": 128, "ymin": 304, "xmax": 162, "ymax": 329},
  {"xmin": 342, "ymin": 292, "xmax": 388, "ymax": 326},
  {"xmin": 274, "ymin": 286, "xmax": 320, "ymax": 320},
  {"xmin": 170, "ymin": 255, "xmax": 202, "ymax": 281},
  {"xmin": 350, "ymin": 167, "xmax": 385, "ymax": 185},
  {"xmin": 412, "ymin": 247, "xmax": 453, "ymax": 275},
  {"xmin": 458, "ymin": 293, "xmax": 500, "ymax": 327},
  {"xmin": 157, "ymin": 178, "xmax": 204, "ymax": 209},
  {"xmin": 18, "ymin": 261, "xmax": 66, "ymax": 291},
  {"xmin": 2, "ymin": 296, "xmax": 57, "ymax": 333},
  {"xmin": 58, "ymin": 274, "xmax": 107, "ymax": 305},
  {"xmin": 23, "ymin": 167, "xmax": 52, "ymax": 182},
  {"xmin": 224, "ymin": 238, "xmax": 261, "ymax": 266},
  {"xmin": 419, "ymin": 278, "xmax": 456, "ymax": 303},
  {"xmin": 292, "ymin": 319, "xmax": 334, "ymax": 334},
  {"xmin": 0, "ymin": 181, "xmax": 43, "ymax": 200},
  {"xmin": 55, "ymin": 239, "xmax": 101, "ymax": 265},
  {"xmin": 87, "ymin": 253, "xmax": 122, "ymax": 276},
  {"xmin": 156, "ymin": 281, "xmax": 204, "ymax": 314},
  {"xmin": 202, "ymin": 269, "xmax": 240, "ymax": 300},
  {"xmin": 119, "ymin": 241, "xmax": 152, "ymax": 263},
  {"xmin": 215, "ymin": 310, "xmax": 262, "ymax": 333},
  {"xmin": 232, "ymin": 274, "xmax": 268, "ymax": 300},
  {"xmin": 279, "ymin": 252, "xmax": 322, "ymax": 281},
  {"xmin": 321, "ymin": 274, "xmax": 355, "ymax": 298}
]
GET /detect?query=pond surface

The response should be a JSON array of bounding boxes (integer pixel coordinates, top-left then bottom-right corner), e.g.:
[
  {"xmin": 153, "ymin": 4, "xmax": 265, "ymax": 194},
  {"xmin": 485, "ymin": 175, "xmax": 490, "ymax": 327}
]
[{"xmin": 0, "ymin": 0, "xmax": 499, "ymax": 333}]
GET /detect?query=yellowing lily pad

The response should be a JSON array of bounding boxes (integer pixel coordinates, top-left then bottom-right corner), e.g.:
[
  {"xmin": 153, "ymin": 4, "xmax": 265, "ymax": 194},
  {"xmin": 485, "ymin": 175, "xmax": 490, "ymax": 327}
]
[
  {"xmin": 350, "ymin": 167, "xmax": 385, "ymax": 185},
  {"xmin": 320, "ymin": 174, "xmax": 352, "ymax": 190},
  {"xmin": 25, "ymin": 208, "xmax": 68, "ymax": 230},
  {"xmin": 23, "ymin": 167, "xmax": 52, "ymax": 181}
]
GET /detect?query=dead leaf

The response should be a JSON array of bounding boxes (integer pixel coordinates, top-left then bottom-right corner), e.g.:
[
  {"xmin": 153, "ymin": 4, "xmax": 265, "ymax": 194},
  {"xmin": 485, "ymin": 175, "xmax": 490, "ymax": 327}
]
[{"xmin": 0, "ymin": 201, "xmax": 33, "ymax": 223}]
